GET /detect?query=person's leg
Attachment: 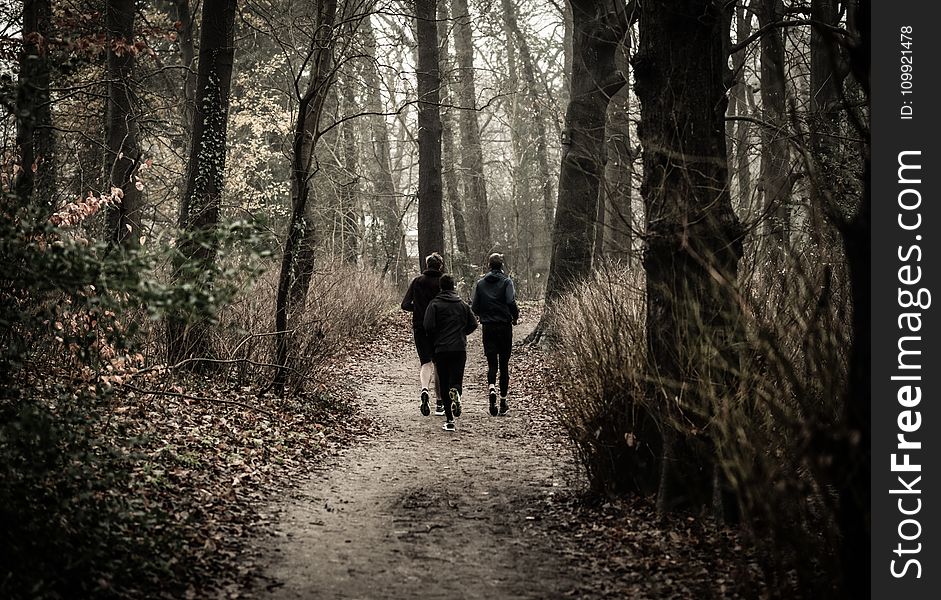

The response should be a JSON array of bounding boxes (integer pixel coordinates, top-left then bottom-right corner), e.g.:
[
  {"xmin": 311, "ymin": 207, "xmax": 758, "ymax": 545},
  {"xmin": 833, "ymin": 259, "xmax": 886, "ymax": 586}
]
[
  {"xmin": 486, "ymin": 353, "xmax": 498, "ymax": 387},
  {"xmin": 486, "ymin": 351, "xmax": 499, "ymax": 415},
  {"xmin": 420, "ymin": 361, "xmax": 435, "ymax": 390},
  {"xmin": 498, "ymin": 324, "xmax": 512, "ymax": 415},
  {"xmin": 482, "ymin": 324, "xmax": 499, "ymax": 414},
  {"xmin": 416, "ymin": 329, "xmax": 434, "ymax": 389},
  {"xmin": 430, "ymin": 362, "xmax": 443, "ymax": 413},
  {"xmin": 498, "ymin": 351, "xmax": 510, "ymax": 397},
  {"xmin": 453, "ymin": 351, "xmax": 466, "ymax": 395},
  {"xmin": 416, "ymin": 360, "xmax": 433, "ymax": 415},
  {"xmin": 435, "ymin": 352, "xmax": 454, "ymax": 422},
  {"xmin": 448, "ymin": 350, "xmax": 467, "ymax": 417}
]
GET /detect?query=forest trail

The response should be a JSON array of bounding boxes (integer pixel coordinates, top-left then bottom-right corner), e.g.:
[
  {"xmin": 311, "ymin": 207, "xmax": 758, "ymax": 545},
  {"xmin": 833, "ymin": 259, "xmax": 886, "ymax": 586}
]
[{"xmin": 255, "ymin": 319, "xmax": 583, "ymax": 599}]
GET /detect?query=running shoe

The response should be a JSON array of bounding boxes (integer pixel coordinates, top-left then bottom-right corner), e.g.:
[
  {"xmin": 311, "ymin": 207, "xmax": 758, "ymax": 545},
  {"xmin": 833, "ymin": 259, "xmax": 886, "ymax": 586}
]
[
  {"xmin": 489, "ymin": 388, "xmax": 498, "ymax": 416},
  {"xmin": 450, "ymin": 388, "xmax": 462, "ymax": 418},
  {"xmin": 434, "ymin": 401, "xmax": 445, "ymax": 416},
  {"xmin": 499, "ymin": 397, "xmax": 509, "ymax": 416},
  {"xmin": 420, "ymin": 389, "xmax": 430, "ymax": 416},
  {"xmin": 443, "ymin": 420, "xmax": 456, "ymax": 432}
]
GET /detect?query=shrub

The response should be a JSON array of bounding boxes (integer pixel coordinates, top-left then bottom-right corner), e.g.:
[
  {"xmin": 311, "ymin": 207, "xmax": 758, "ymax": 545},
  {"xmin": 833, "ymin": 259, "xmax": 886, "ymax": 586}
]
[
  {"xmin": 552, "ymin": 263, "xmax": 660, "ymax": 495},
  {"xmin": 213, "ymin": 265, "xmax": 395, "ymax": 392},
  {"xmin": 713, "ymin": 250, "xmax": 850, "ymax": 594},
  {"xmin": 552, "ymin": 250, "xmax": 851, "ymax": 595},
  {"xmin": 0, "ymin": 200, "xmax": 189, "ymax": 597}
]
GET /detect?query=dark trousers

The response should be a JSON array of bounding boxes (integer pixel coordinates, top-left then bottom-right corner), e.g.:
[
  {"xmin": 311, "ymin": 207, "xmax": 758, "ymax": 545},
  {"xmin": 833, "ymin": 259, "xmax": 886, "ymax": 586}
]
[
  {"xmin": 482, "ymin": 323, "xmax": 512, "ymax": 396},
  {"xmin": 434, "ymin": 350, "xmax": 466, "ymax": 421}
]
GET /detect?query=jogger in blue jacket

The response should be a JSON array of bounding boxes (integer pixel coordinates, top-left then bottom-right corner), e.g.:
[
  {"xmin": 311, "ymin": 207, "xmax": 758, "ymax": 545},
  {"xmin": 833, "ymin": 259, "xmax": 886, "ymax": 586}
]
[{"xmin": 471, "ymin": 253, "xmax": 519, "ymax": 416}]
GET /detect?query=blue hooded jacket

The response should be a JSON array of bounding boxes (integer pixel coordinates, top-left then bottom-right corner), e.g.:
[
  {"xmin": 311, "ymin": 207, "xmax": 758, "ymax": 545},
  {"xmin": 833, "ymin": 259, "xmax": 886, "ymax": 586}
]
[{"xmin": 471, "ymin": 270, "xmax": 520, "ymax": 325}]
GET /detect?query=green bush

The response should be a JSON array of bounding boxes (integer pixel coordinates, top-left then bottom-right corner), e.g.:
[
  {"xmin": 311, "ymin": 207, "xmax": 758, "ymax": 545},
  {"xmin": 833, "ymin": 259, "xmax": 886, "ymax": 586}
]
[{"xmin": 0, "ymin": 203, "xmax": 186, "ymax": 597}]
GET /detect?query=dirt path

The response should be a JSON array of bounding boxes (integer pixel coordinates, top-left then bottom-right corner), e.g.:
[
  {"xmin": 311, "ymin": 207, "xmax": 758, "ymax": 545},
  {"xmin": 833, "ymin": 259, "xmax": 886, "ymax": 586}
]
[{"xmin": 255, "ymin": 320, "xmax": 582, "ymax": 599}]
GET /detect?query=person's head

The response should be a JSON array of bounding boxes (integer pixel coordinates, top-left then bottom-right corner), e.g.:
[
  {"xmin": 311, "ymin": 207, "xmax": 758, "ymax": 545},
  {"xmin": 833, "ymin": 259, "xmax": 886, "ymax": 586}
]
[
  {"xmin": 488, "ymin": 253, "xmax": 504, "ymax": 271},
  {"xmin": 439, "ymin": 274, "xmax": 456, "ymax": 291},
  {"xmin": 425, "ymin": 252, "xmax": 444, "ymax": 272}
]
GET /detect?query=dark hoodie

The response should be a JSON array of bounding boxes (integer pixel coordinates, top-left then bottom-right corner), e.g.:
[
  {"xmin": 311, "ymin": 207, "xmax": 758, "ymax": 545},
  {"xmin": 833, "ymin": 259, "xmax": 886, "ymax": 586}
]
[
  {"xmin": 423, "ymin": 290, "xmax": 478, "ymax": 353},
  {"xmin": 401, "ymin": 269, "xmax": 443, "ymax": 329},
  {"xmin": 471, "ymin": 270, "xmax": 520, "ymax": 325}
]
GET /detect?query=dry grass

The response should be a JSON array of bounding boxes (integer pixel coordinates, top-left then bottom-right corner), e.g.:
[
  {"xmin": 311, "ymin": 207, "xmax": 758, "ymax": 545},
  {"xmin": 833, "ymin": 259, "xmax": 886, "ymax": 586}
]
[
  {"xmin": 213, "ymin": 266, "xmax": 396, "ymax": 392},
  {"xmin": 552, "ymin": 247, "xmax": 851, "ymax": 595}
]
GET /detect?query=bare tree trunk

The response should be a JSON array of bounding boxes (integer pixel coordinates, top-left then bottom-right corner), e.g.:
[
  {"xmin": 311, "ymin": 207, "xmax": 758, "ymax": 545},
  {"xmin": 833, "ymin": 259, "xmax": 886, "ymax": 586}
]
[
  {"xmin": 105, "ymin": 0, "xmax": 143, "ymax": 246},
  {"xmin": 15, "ymin": 0, "xmax": 55, "ymax": 216},
  {"xmin": 809, "ymin": 0, "xmax": 849, "ymax": 246},
  {"xmin": 415, "ymin": 0, "xmax": 445, "ymax": 269},
  {"xmin": 499, "ymin": 0, "xmax": 533, "ymax": 283},
  {"xmin": 502, "ymin": 0, "xmax": 554, "ymax": 280},
  {"xmin": 757, "ymin": 0, "xmax": 791, "ymax": 266},
  {"xmin": 272, "ymin": 0, "xmax": 339, "ymax": 395},
  {"xmin": 451, "ymin": 0, "xmax": 491, "ymax": 265},
  {"xmin": 540, "ymin": 0, "xmax": 628, "ymax": 307},
  {"xmin": 562, "ymin": 0, "xmax": 574, "ymax": 107},
  {"xmin": 437, "ymin": 1, "xmax": 469, "ymax": 259},
  {"xmin": 634, "ymin": 0, "xmax": 745, "ymax": 514},
  {"xmin": 173, "ymin": 0, "xmax": 198, "ymax": 154},
  {"xmin": 291, "ymin": 84, "xmax": 339, "ymax": 301},
  {"xmin": 600, "ymin": 41, "xmax": 633, "ymax": 262},
  {"xmin": 834, "ymin": 2, "xmax": 869, "ymax": 594},
  {"xmin": 167, "ymin": 0, "xmax": 238, "ymax": 364},
  {"xmin": 728, "ymin": 0, "xmax": 753, "ymax": 215},
  {"xmin": 340, "ymin": 82, "xmax": 360, "ymax": 265},
  {"xmin": 362, "ymin": 17, "xmax": 405, "ymax": 280}
]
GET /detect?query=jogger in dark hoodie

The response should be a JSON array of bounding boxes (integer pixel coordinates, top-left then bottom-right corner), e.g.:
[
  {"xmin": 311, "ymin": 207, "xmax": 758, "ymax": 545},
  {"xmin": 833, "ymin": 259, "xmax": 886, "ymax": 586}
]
[
  {"xmin": 471, "ymin": 253, "xmax": 519, "ymax": 416},
  {"xmin": 423, "ymin": 275, "xmax": 478, "ymax": 431},
  {"xmin": 401, "ymin": 252, "xmax": 445, "ymax": 416}
]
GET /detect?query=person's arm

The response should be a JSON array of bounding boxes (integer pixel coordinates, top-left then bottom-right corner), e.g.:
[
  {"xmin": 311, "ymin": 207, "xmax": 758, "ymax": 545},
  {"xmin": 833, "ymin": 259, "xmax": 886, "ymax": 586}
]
[
  {"xmin": 423, "ymin": 301, "xmax": 437, "ymax": 334},
  {"xmin": 464, "ymin": 302, "xmax": 478, "ymax": 335},
  {"xmin": 506, "ymin": 278, "xmax": 520, "ymax": 324},
  {"xmin": 470, "ymin": 280, "xmax": 481, "ymax": 315},
  {"xmin": 401, "ymin": 279, "xmax": 415, "ymax": 312}
]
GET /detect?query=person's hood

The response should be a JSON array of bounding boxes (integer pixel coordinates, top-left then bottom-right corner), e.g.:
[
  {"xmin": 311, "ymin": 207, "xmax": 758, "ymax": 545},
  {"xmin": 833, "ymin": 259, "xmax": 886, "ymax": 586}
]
[
  {"xmin": 484, "ymin": 269, "xmax": 507, "ymax": 283},
  {"xmin": 435, "ymin": 290, "xmax": 462, "ymax": 302}
]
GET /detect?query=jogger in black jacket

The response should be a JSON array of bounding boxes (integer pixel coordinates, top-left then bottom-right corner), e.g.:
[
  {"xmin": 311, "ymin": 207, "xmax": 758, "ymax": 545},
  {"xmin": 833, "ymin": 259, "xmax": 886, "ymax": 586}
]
[
  {"xmin": 401, "ymin": 252, "xmax": 444, "ymax": 416},
  {"xmin": 423, "ymin": 275, "xmax": 478, "ymax": 431},
  {"xmin": 471, "ymin": 253, "xmax": 519, "ymax": 416}
]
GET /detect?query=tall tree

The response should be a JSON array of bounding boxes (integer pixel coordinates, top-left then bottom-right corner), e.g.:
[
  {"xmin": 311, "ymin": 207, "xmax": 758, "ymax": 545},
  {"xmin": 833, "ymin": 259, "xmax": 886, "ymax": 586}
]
[
  {"xmin": 727, "ymin": 0, "xmax": 754, "ymax": 216},
  {"xmin": 438, "ymin": 0, "xmax": 469, "ymax": 259},
  {"xmin": 634, "ymin": 0, "xmax": 745, "ymax": 513},
  {"xmin": 362, "ymin": 16, "xmax": 407, "ymax": 280},
  {"xmin": 339, "ymin": 82, "xmax": 360, "ymax": 264},
  {"xmin": 451, "ymin": 0, "xmax": 491, "ymax": 264},
  {"xmin": 15, "ymin": 0, "xmax": 55, "ymax": 215},
  {"xmin": 538, "ymin": 0, "xmax": 630, "ymax": 323},
  {"xmin": 757, "ymin": 0, "xmax": 791, "ymax": 266},
  {"xmin": 598, "ymin": 39, "xmax": 633, "ymax": 262},
  {"xmin": 168, "ymin": 0, "xmax": 238, "ymax": 364},
  {"xmin": 837, "ymin": 4, "xmax": 870, "ymax": 593},
  {"xmin": 173, "ymin": 0, "xmax": 198, "ymax": 154},
  {"xmin": 502, "ymin": 1, "xmax": 555, "ymax": 271},
  {"xmin": 273, "ymin": 0, "xmax": 339, "ymax": 395},
  {"xmin": 415, "ymin": 0, "xmax": 446, "ymax": 269},
  {"xmin": 809, "ymin": 0, "xmax": 849, "ymax": 243},
  {"xmin": 105, "ymin": 0, "xmax": 143, "ymax": 246}
]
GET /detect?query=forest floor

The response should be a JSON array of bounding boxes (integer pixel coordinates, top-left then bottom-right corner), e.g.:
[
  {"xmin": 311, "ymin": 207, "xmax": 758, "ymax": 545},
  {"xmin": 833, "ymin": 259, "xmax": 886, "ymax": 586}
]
[{"xmin": 244, "ymin": 310, "xmax": 769, "ymax": 600}]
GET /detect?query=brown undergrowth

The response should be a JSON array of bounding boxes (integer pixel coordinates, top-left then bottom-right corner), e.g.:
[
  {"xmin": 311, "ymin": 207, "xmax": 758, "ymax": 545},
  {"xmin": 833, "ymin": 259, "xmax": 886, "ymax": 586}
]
[{"xmin": 513, "ymin": 332, "xmax": 769, "ymax": 599}]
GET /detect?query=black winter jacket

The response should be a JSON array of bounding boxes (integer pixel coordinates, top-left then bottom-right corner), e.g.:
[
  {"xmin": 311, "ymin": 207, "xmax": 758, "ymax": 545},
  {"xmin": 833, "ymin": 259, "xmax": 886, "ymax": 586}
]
[
  {"xmin": 401, "ymin": 269, "xmax": 443, "ymax": 329},
  {"xmin": 471, "ymin": 270, "xmax": 519, "ymax": 325},
  {"xmin": 423, "ymin": 290, "xmax": 478, "ymax": 353}
]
